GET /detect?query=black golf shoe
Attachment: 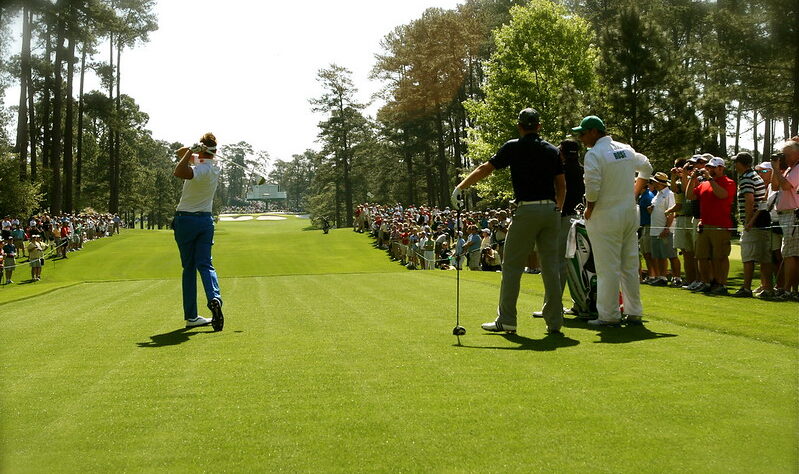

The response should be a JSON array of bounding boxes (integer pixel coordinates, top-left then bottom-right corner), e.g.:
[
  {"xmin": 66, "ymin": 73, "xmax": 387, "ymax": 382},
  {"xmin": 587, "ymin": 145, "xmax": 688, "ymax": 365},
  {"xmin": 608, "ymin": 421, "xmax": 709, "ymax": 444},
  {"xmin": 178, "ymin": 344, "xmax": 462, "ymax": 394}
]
[{"xmin": 208, "ymin": 298, "xmax": 224, "ymax": 332}]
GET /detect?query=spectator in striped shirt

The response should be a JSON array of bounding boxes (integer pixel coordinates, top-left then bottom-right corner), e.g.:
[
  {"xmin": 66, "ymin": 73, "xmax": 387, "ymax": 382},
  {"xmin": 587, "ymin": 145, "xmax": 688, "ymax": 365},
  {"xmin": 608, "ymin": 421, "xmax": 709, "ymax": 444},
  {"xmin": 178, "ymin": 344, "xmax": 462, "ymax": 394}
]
[{"xmin": 732, "ymin": 152, "xmax": 772, "ymax": 298}]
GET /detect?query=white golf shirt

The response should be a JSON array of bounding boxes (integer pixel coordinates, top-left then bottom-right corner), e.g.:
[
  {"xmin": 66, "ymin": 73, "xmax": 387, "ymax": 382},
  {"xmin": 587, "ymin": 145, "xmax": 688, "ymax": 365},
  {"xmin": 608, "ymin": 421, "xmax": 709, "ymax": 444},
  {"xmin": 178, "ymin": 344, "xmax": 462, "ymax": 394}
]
[
  {"xmin": 176, "ymin": 156, "xmax": 220, "ymax": 213},
  {"xmin": 584, "ymin": 136, "xmax": 653, "ymax": 212}
]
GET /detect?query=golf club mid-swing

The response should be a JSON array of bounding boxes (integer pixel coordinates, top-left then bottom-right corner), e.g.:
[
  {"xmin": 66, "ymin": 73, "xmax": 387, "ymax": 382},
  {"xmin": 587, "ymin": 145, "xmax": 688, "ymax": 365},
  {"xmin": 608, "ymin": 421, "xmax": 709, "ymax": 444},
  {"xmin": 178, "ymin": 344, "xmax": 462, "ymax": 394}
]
[{"xmin": 184, "ymin": 143, "xmax": 268, "ymax": 185}]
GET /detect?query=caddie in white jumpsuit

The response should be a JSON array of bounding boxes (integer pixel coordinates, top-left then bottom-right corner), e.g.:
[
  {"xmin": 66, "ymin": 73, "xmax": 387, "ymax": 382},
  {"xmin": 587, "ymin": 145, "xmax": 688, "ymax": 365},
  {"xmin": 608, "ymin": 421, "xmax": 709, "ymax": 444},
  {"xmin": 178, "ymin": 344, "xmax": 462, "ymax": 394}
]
[{"xmin": 572, "ymin": 116, "xmax": 653, "ymax": 326}]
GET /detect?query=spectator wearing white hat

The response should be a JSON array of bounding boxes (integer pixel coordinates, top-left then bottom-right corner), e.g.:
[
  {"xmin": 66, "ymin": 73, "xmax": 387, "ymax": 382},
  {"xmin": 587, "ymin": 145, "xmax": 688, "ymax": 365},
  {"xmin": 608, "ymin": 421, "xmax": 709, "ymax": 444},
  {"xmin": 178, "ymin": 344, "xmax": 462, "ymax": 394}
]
[
  {"xmin": 732, "ymin": 152, "xmax": 772, "ymax": 298},
  {"xmin": 770, "ymin": 139, "xmax": 799, "ymax": 301},
  {"xmin": 648, "ymin": 172, "xmax": 679, "ymax": 286},
  {"xmin": 755, "ymin": 161, "xmax": 783, "ymax": 296},
  {"xmin": 685, "ymin": 156, "xmax": 737, "ymax": 295}
]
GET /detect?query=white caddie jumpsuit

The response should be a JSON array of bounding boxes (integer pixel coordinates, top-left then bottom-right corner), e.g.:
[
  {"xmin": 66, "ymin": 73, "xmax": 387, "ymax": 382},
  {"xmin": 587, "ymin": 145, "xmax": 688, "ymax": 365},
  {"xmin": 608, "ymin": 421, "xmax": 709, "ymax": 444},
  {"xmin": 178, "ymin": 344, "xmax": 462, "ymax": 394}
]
[{"xmin": 583, "ymin": 136, "xmax": 653, "ymax": 322}]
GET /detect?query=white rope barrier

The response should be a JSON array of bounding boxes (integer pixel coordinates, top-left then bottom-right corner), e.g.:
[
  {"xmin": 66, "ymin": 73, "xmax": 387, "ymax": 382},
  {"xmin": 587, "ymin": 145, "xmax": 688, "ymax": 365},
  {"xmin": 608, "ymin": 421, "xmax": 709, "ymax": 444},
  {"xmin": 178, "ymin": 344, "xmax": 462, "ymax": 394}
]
[{"xmin": 1, "ymin": 239, "xmax": 69, "ymax": 271}]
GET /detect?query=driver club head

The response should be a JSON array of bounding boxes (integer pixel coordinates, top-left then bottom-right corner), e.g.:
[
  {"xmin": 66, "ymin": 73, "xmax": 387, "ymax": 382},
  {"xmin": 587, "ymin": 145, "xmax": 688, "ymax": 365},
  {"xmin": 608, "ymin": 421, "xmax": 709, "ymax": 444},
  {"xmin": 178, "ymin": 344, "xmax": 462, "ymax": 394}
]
[
  {"xmin": 452, "ymin": 326, "xmax": 466, "ymax": 336},
  {"xmin": 257, "ymin": 177, "xmax": 266, "ymax": 185}
]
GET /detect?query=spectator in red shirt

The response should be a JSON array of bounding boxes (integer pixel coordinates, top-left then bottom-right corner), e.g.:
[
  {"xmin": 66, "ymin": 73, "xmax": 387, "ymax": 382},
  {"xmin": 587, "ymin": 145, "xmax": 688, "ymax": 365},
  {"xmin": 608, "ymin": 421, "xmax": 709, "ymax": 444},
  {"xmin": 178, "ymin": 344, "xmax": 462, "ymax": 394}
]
[
  {"xmin": 686, "ymin": 156, "xmax": 737, "ymax": 295},
  {"xmin": 59, "ymin": 222, "xmax": 71, "ymax": 258}
]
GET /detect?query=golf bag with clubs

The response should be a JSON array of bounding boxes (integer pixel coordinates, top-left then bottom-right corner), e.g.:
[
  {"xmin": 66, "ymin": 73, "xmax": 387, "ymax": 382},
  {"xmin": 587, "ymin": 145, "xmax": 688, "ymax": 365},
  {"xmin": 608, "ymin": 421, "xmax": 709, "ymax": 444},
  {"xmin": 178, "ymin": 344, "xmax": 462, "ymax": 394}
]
[{"xmin": 564, "ymin": 215, "xmax": 599, "ymax": 319}]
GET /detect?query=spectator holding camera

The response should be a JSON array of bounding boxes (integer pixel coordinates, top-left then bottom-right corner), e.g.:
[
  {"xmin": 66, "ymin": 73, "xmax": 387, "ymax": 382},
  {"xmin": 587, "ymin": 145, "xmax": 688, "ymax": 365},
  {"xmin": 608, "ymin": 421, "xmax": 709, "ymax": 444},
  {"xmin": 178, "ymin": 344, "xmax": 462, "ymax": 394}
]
[
  {"xmin": 27, "ymin": 234, "xmax": 47, "ymax": 281},
  {"xmin": 770, "ymin": 139, "xmax": 799, "ymax": 301},
  {"xmin": 732, "ymin": 152, "xmax": 772, "ymax": 298},
  {"xmin": 669, "ymin": 158, "xmax": 698, "ymax": 288},
  {"xmin": 481, "ymin": 245, "xmax": 502, "ymax": 271},
  {"xmin": 686, "ymin": 156, "xmax": 737, "ymax": 295},
  {"xmin": 648, "ymin": 172, "xmax": 679, "ymax": 286},
  {"xmin": 756, "ymin": 161, "xmax": 784, "ymax": 295}
]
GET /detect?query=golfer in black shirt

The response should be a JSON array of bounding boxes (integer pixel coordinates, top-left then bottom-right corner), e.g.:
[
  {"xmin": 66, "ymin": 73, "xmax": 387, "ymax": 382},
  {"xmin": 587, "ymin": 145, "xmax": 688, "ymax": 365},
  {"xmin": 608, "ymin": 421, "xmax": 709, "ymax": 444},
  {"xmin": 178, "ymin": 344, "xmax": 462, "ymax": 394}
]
[{"xmin": 452, "ymin": 108, "xmax": 566, "ymax": 334}]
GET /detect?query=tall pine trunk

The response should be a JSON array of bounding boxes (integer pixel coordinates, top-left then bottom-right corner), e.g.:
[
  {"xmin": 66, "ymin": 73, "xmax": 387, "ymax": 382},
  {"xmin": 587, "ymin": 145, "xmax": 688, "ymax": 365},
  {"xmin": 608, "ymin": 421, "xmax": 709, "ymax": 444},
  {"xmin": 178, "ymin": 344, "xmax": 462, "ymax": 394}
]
[
  {"xmin": 76, "ymin": 45, "xmax": 86, "ymax": 210},
  {"xmin": 403, "ymin": 131, "xmax": 414, "ymax": 205},
  {"xmin": 424, "ymin": 146, "xmax": 435, "ymax": 205},
  {"xmin": 112, "ymin": 41, "xmax": 122, "ymax": 214},
  {"xmin": 16, "ymin": 5, "xmax": 32, "ymax": 180},
  {"xmin": 763, "ymin": 116, "xmax": 772, "ymax": 159},
  {"xmin": 108, "ymin": 33, "xmax": 116, "ymax": 213},
  {"xmin": 63, "ymin": 35, "xmax": 76, "ymax": 213},
  {"xmin": 733, "ymin": 104, "xmax": 742, "ymax": 155},
  {"xmin": 27, "ymin": 11, "xmax": 37, "ymax": 183},
  {"xmin": 49, "ymin": 7, "xmax": 67, "ymax": 214},
  {"xmin": 752, "ymin": 110, "xmax": 759, "ymax": 160},
  {"xmin": 435, "ymin": 109, "xmax": 448, "ymax": 209},
  {"xmin": 42, "ymin": 26, "xmax": 53, "ymax": 170}
]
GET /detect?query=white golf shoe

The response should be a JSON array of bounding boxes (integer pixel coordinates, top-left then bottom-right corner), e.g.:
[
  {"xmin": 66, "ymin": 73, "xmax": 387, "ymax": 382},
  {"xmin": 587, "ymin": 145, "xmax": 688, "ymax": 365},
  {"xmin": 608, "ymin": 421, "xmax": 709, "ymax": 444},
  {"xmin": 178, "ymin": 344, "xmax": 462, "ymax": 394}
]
[
  {"xmin": 186, "ymin": 316, "xmax": 212, "ymax": 328},
  {"xmin": 481, "ymin": 321, "xmax": 517, "ymax": 334}
]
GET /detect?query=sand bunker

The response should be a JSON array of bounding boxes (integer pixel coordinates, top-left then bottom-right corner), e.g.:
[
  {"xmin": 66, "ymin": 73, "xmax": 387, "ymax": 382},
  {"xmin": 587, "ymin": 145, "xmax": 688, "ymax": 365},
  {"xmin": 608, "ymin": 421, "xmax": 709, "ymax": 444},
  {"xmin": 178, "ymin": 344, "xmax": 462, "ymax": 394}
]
[{"xmin": 218, "ymin": 215, "xmax": 287, "ymax": 222}]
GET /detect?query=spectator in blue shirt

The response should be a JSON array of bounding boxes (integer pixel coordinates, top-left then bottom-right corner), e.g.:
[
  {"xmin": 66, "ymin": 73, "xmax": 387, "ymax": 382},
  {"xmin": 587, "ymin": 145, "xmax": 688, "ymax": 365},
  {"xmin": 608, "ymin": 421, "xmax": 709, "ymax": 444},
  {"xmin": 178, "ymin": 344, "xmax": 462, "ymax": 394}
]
[
  {"xmin": 463, "ymin": 225, "xmax": 483, "ymax": 270},
  {"xmin": 638, "ymin": 182, "xmax": 656, "ymax": 281},
  {"xmin": 2, "ymin": 238, "xmax": 15, "ymax": 284}
]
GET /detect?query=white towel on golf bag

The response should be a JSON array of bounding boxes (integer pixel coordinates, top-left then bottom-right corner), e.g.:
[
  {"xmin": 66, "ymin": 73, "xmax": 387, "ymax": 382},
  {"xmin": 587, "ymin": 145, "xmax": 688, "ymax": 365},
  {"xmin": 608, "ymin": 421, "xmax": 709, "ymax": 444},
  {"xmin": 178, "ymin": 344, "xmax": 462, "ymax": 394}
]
[{"xmin": 565, "ymin": 218, "xmax": 583, "ymax": 258}]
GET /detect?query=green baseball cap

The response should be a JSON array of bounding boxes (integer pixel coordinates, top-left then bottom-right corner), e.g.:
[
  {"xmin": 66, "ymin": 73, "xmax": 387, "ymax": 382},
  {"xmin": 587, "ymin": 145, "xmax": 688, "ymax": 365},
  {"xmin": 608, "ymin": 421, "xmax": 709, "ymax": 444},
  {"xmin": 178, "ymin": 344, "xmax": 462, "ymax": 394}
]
[{"xmin": 571, "ymin": 115, "xmax": 606, "ymax": 133}]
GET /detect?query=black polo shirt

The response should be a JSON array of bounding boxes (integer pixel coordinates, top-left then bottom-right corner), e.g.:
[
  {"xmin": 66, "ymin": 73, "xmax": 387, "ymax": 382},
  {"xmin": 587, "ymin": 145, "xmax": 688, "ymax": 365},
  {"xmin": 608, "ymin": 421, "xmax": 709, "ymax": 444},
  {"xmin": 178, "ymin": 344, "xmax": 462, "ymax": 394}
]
[
  {"xmin": 562, "ymin": 160, "xmax": 585, "ymax": 215},
  {"xmin": 489, "ymin": 133, "xmax": 563, "ymax": 201}
]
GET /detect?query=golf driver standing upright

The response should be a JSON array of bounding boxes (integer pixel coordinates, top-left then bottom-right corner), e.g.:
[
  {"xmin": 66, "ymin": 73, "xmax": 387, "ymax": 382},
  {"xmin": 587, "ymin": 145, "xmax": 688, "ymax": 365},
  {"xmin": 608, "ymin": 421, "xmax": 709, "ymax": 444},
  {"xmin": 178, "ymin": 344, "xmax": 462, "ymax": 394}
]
[
  {"xmin": 452, "ymin": 108, "xmax": 566, "ymax": 335},
  {"xmin": 173, "ymin": 133, "xmax": 224, "ymax": 331}
]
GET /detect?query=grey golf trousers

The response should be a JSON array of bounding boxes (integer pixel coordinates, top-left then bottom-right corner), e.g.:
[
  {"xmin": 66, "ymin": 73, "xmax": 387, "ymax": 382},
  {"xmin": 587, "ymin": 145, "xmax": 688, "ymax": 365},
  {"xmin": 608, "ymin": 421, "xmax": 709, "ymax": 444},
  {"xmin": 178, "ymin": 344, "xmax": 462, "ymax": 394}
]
[{"xmin": 497, "ymin": 202, "xmax": 563, "ymax": 330}]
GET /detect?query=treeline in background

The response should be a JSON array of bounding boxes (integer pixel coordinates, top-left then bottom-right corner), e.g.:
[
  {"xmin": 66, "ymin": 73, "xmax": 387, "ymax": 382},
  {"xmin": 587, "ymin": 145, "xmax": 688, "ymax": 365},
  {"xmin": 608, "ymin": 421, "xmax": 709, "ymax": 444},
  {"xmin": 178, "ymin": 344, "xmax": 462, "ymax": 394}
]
[
  {"xmin": 0, "ymin": 0, "xmax": 796, "ymax": 228},
  {"xmin": 0, "ymin": 0, "xmax": 269, "ymax": 226}
]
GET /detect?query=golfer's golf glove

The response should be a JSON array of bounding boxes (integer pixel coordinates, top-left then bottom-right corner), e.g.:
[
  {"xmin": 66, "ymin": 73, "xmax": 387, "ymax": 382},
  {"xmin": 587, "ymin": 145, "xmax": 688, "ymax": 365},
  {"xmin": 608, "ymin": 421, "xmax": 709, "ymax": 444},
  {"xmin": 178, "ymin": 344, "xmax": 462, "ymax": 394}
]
[{"xmin": 451, "ymin": 186, "xmax": 464, "ymax": 209}]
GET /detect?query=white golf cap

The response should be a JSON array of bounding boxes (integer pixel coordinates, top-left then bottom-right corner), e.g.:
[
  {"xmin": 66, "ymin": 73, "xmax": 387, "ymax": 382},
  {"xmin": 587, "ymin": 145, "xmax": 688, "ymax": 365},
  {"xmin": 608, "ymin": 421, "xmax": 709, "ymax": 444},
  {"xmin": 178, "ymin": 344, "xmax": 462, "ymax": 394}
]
[
  {"xmin": 755, "ymin": 162, "xmax": 773, "ymax": 170},
  {"xmin": 707, "ymin": 157, "xmax": 726, "ymax": 167}
]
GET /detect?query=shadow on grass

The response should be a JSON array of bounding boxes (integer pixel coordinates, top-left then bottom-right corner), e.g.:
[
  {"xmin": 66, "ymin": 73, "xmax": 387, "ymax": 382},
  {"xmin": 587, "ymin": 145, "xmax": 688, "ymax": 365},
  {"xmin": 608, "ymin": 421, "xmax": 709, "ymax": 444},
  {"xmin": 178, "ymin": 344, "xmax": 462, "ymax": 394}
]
[
  {"xmin": 455, "ymin": 332, "xmax": 580, "ymax": 351},
  {"xmin": 137, "ymin": 327, "xmax": 215, "ymax": 348},
  {"xmin": 562, "ymin": 317, "xmax": 678, "ymax": 344}
]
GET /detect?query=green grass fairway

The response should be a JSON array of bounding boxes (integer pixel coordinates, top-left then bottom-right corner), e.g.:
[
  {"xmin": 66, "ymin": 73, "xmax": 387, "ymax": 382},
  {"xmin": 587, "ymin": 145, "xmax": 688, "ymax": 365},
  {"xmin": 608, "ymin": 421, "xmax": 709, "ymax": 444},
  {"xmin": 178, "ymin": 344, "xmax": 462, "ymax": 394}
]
[{"xmin": 2, "ymin": 215, "xmax": 797, "ymax": 472}]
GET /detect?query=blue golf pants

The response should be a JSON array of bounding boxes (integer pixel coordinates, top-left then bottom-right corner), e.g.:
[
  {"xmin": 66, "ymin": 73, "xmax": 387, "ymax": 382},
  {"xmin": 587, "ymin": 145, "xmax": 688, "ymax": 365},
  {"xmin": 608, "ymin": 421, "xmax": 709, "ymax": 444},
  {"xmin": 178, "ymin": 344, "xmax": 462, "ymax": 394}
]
[{"xmin": 173, "ymin": 214, "xmax": 222, "ymax": 320}]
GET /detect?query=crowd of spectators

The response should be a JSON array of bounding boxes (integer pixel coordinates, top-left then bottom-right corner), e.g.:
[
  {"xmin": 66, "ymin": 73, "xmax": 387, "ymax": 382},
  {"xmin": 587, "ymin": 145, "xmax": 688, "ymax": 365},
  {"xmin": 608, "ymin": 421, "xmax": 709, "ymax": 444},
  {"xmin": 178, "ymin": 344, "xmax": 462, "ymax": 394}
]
[
  {"xmin": 637, "ymin": 142, "xmax": 798, "ymax": 302},
  {"xmin": 356, "ymin": 141, "xmax": 798, "ymax": 303},
  {"xmin": 0, "ymin": 213, "xmax": 122, "ymax": 284},
  {"xmin": 355, "ymin": 203, "xmax": 531, "ymax": 272}
]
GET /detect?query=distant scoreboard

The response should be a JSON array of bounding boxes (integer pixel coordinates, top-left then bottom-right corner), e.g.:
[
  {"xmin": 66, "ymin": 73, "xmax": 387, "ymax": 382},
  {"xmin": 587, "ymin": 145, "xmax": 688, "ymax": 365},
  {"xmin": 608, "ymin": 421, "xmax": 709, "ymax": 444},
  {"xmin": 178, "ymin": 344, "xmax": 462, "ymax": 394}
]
[{"xmin": 246, "ymin": 184, "xmax": 287, "ymax": 201}]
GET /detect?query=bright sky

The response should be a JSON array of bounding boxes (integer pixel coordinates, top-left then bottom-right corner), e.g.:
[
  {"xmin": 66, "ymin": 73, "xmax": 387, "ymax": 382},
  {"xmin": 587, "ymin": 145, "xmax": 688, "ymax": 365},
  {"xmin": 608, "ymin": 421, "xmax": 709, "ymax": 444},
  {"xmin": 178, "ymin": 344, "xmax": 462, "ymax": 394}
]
[{"xmin": 3, "ymin": 0, "xmax": 463, "ymax": 164}]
